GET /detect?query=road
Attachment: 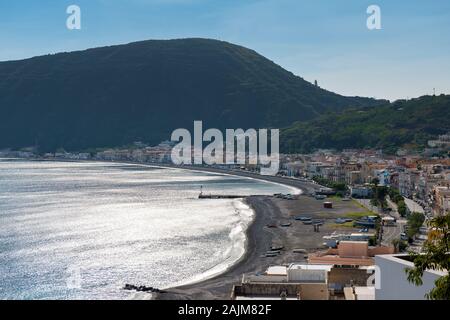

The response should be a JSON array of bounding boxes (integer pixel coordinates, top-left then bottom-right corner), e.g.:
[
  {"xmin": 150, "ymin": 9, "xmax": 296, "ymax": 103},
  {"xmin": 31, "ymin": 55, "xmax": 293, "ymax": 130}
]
[
  {"xmin": 355, "ymin": 198, "xmax": 383, "ymax": 214},
  {"xmin": 382, "ymin": 198, "xmax": 407, "ymax": 246},
  {"xmin": 355, "ymin": 198, "xmax": 406, "ymax": 246}
]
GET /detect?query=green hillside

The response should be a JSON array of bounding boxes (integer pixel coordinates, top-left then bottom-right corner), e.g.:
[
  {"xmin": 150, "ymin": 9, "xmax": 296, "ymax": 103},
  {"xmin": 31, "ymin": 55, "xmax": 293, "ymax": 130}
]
[
  {"xmin": 0, "ymin": 38, "xmax": 385, "ymax": 152},
  {"xmin": 281, "ymin": 95, "xmax": 450, "ymax": 153}
]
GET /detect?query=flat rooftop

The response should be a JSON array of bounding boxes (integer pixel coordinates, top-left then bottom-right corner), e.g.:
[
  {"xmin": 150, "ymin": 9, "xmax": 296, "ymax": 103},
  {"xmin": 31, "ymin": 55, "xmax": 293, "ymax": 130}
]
[
  {"xmin": 289, "ymin": 263, "xmax": 333, "ymax": 271},
  {"xmin": 376, "ymin": 254, "xmax": 447, "ymax": 277},
  {"xmin": 266, "ymin": 266, "xmax": 287, "ymax": 276}
]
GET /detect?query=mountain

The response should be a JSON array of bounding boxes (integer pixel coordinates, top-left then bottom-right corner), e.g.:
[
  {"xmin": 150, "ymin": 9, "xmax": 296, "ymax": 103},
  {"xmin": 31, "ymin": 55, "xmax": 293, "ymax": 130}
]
[
  {"xmin": 281, "ymin": 94, "xmax": 450, "ymax": 153},
  {"xmin": 0, "ymin": 38, "xmax": 385, "ymax": 152}
]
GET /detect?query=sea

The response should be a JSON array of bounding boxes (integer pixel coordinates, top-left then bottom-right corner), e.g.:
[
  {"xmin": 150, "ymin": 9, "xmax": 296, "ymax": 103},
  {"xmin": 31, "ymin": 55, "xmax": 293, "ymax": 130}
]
[{"xmin": 0, "ymin": 159, "xmax": 298, "ymax": 299}]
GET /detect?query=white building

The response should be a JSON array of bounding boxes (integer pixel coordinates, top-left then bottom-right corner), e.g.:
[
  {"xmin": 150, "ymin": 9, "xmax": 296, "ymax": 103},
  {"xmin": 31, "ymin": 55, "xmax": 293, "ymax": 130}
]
[
  {"xmin": 350, "ymin": 185, "xmax": 372, "ymax": 198},
  {"xmin": 375, "ymin": 254, "xmax": 447, "ymax": 300},
  {"xmin": 287, "ymin": 264, "xmax": 332, "ymax": 283}
]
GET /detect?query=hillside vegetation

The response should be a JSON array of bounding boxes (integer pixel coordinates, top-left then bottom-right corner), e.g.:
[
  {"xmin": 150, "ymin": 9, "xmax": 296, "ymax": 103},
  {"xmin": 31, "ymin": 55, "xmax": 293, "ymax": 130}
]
[
  {"xmin": 281, "ymin": 95, "xmax": 450, "ymax": 153},
  {"xmin": 0, "ymin": 38, "xmax": 384, "ymax": 152}
]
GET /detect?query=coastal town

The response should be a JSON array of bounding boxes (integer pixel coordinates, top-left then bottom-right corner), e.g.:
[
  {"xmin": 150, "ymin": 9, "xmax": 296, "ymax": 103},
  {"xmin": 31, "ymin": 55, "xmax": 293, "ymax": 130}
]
[
  {"xmin": 3, "ymin": 132, "xmax": 448, "ymax": 216},
  {"xmin": 1, "ymin": 133, "xmax": 448, "ymax": 301}
]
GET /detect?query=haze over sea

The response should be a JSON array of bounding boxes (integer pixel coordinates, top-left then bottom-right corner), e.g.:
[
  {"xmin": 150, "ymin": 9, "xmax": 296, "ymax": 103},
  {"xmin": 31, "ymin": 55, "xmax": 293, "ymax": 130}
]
[{"xmin": 0, "ymin": 159, "xmax": 297, "ymax": 299}]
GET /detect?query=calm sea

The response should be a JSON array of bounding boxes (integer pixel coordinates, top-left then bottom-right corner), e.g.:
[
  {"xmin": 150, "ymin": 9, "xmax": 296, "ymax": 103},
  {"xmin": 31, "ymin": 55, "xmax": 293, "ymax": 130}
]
[{"xmin": 0, "ymin": 159, "xmax": 297, "ymax": 299}]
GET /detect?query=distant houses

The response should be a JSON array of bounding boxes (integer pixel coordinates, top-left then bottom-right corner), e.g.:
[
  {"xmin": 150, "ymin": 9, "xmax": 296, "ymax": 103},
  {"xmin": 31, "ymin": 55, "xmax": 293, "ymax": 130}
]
[
  {"xmin": 2, "ymin": 143, "xmax": 449, "ymax": 216},
  {"xmin": 279, "ymin": 149, "xmax": 448, "ymax": 216}
]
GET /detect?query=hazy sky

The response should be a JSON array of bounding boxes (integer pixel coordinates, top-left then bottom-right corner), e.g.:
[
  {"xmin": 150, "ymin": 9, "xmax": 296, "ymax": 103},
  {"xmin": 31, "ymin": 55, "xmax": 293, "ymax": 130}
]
[{"xmin": 0, "ymin": 0, "xmax": 449, "ymax": 101}]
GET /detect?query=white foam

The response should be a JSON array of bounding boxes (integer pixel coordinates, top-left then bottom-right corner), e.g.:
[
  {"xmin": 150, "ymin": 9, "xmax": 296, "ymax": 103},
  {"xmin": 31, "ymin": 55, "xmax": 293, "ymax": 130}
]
[{"xmin": 164, "ymin": 199, "xmax": 255, "ymax": 289}]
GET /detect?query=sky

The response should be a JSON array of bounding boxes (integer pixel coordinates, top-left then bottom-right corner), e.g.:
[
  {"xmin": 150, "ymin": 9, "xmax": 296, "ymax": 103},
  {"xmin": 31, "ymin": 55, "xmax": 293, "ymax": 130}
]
[{"xmin": 0, "ymin": 0, "xmax": 449, "ymax": 101}]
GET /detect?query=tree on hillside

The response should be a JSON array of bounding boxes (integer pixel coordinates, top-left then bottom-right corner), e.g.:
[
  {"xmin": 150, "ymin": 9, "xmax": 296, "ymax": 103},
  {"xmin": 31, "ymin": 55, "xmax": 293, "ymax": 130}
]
[
  {"xmin": 406, "ymin": 212, "xmax": 425, "ymax": 240},
  {"xmin": 387, "ymin": 187, "xmax": 407, "ymax": 217},
  {"xmin": 388, "ymin": 187, "xmax": 404, "ymax": 204},
  {"xmin": 371, "ymin": 185, "xmax": 389, "ymax": 211},
  {"xmin": 406, "ymin": 213, "xmax": 450, "ymax": 300},
  {"xmin": 398, "ymin": 201, "xmax": 408, "ymax": 217}
]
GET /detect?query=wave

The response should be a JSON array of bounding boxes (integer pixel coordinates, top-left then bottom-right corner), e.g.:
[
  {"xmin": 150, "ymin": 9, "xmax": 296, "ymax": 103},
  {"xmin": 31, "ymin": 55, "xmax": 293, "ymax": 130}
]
[{"xmin": 161, "ymin": 199, "xmax": 255, "ymax": 290}]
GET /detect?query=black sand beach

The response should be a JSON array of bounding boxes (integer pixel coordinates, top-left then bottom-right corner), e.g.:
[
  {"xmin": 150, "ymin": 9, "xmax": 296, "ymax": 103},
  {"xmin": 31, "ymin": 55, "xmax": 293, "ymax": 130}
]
[{"xmin": 152, "ymin": 168, "xmax": 368, "ymax": 300}]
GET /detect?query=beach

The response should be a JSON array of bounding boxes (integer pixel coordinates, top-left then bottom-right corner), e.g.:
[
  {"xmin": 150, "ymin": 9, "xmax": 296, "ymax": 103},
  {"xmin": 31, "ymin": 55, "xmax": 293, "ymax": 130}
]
[
  {"xmin": 153, "ymin": 167, "xmax": 368, "ymax": 300},
  {"xmin": 0, "ymin": 158, "xmax": 367, "ymax": 300}
]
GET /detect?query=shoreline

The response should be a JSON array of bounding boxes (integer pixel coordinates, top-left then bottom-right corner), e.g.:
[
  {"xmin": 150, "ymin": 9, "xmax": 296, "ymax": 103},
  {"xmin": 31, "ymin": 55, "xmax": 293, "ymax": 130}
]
[
  {"xmin": 3, "ymin": 157, "xmax": 318, "ymax": 194},
  {"xmin": 140, "ymin": 165, "xmax": 321, "ymax": 299},
  {"xmin": 1, "ymin": 158, "xmax": 320, "ymax": 299},
  {"xmin": 152, "ymin": 195, "xmax": 285, "ymax": 300},
  {"xmin": 161, "ymin": 198, "xmax": 256, "ymax": 291}
]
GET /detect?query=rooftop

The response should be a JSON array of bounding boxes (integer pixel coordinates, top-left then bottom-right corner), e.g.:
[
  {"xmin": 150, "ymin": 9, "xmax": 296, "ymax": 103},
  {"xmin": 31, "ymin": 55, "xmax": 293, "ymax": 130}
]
[
  {"xmin": 266, "ymin": 266, "xmax": 287, "ymax": 276},
  {"xmin": 288, "ymin": 263, "xmax": 333, "ymax": 271},
  {"xmin": 376, "ymin": 254, "xmax": 447, "ymax": 277}
]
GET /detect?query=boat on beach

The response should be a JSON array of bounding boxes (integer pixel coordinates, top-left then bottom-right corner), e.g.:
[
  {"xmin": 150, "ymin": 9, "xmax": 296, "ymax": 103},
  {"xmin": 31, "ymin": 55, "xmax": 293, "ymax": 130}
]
[{"xmin": 295, "ymin": 216, "xmax": 312, "ymax": 221}]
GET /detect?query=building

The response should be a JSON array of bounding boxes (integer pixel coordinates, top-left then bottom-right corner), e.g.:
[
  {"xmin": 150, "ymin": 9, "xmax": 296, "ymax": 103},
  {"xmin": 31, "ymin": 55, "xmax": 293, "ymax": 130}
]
[
  {"xmin": 374, "ymin": 169, "xmax": 390, "ymax": 186},
  {"xmin": 350, "ymin": 185, "xmax": 372, "ymax": 198},
  {"xmin": 427, "ymin": 133, "xmax": 450, "ymax": 149},
  {"xmin": 344, "ymin": 286, "xmax": 375, "ymax": 300},
  {"xmin": 232, "ymin": 264, "xmax": 332, "ymax": 300},
  {"xmin": 361, "ymin": 162, "xmax": 389, "ymax": 184},
  {"xmin": 282, "ymin": 161, "xmax": 305, "ymax": 177},
  {"xmin": 346, "ymin": 170, "xmax": 363, "ymax": 185},
  {"xmin": 323, "ymin": 232, "xmax": 376, "ymax": 248},
  {"xmin": 433, "ymin": 185, "xmax": 450, "ymax": 215},
  {"xmin": 308, "ymin": 241, "xmax": 394, "ymax": 266},
  {"xmin": 375, "ymin": 254, "xmax": 447, "ymax": 300},
  {"xmin": 306, "ymin": 162, "xmax": 329, "ymax": 178},
  {"xmin": 399, "ymin": 169, "xmax": 421, "ymax": 197}
]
